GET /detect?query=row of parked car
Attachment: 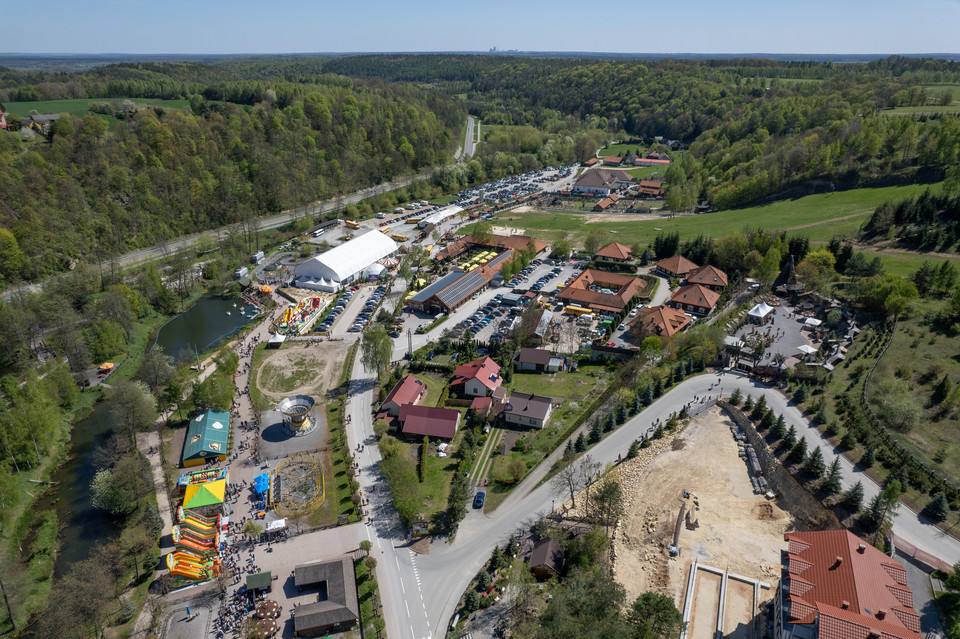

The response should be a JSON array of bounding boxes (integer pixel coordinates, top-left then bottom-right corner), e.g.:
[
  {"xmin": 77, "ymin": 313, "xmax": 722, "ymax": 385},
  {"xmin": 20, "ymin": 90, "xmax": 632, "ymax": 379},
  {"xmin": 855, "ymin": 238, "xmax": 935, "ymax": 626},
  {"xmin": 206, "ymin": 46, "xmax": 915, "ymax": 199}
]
[
  {"xmin": 346, "ymin": 285, "xmax": 389, "ymax": 332},
  {"xmin": 316, "ymin": 289, "xmax": 356, "ymax": 333}
]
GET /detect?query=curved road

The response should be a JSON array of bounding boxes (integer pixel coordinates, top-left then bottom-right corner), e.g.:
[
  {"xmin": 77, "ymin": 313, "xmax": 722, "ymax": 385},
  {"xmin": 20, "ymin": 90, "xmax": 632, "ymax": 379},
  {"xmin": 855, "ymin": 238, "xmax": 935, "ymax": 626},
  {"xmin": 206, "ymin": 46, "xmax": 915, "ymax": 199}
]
[{"xmin": 345, "ymin": 341, "xmax": 960, "ymax": 638}]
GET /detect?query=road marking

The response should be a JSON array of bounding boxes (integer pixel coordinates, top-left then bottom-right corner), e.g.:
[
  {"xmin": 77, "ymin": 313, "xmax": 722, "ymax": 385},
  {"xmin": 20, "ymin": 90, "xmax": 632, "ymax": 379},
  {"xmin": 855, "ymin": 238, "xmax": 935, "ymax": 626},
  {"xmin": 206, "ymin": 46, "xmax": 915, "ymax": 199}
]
[{"xmin": 405, "ymin": 601, "xmax": 411, "ymax": 616}]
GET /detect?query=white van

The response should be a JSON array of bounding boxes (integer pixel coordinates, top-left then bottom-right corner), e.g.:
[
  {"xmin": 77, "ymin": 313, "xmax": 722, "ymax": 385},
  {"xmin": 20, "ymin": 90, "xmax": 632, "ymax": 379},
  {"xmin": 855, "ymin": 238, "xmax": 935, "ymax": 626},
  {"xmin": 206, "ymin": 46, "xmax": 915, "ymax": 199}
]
[{"xmin": 376, "ymin": 212, "xmax": 386, "ymax": 219}]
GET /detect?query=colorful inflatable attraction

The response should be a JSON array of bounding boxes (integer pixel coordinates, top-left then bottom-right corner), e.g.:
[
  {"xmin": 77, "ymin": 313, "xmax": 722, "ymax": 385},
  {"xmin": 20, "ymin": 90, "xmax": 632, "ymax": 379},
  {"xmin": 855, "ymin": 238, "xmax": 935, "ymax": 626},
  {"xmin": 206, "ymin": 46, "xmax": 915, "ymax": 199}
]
[
  {"xmin": 167, "ymin": 470, "xmax": 230, "ymax": 583},
  {"xmin": 271, "ymin": 296, "xmax": 328, "ymax": 335},
  {"xmin": 167, "ymin": 508, "xmax": 221, "ymax": 581}
]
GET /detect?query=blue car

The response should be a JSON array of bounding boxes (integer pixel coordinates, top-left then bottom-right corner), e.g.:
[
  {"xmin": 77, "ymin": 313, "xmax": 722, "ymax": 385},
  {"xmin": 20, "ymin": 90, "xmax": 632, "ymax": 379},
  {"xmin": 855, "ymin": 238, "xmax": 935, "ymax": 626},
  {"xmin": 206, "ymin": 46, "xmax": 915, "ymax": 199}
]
[{"xmin": 473, "ymin": 492, "xmax": 486, "ymax": 509}]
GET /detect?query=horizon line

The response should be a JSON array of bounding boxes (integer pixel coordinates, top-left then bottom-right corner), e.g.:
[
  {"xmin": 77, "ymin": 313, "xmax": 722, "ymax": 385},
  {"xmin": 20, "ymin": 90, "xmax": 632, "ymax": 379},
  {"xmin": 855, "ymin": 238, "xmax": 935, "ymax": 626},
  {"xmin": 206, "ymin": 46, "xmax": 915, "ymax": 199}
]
[{"xmin": 2, "ymin": 50, "xmax": 960, "ymax": 57}]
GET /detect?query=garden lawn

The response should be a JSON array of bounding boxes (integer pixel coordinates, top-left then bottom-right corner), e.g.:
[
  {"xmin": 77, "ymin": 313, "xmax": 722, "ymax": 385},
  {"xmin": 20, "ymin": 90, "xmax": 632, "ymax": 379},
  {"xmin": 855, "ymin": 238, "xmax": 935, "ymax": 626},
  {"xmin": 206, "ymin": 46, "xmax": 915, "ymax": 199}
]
[
  {"xmin": 883, "ymin": 105, "xmax": 960, "ymax": 116},
  {"xmin": 419, "ymin": 371, "xmax": 449, "ymax": 408},
  {"xmin": 598, "ymin": 143, "xmax": 646, "ymax": 158},
  {"xmin": 622, "ymin": 166, "xmax": 665, "ymax": 179},
  {"xmin": 509, "ymin": 365, "xmax": 609, "ymax": 401}
]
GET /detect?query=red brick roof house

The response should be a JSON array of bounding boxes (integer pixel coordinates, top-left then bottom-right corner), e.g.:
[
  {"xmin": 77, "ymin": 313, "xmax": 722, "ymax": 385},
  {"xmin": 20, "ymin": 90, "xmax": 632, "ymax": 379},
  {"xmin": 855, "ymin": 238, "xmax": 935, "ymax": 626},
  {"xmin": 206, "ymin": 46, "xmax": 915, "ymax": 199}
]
[
  {"xmin": 594, "ymin": 242, "xmax": 633, "ymax": 263},
  {"xmin": 774, "ymin": 530, "xmax": 921, "ymax": 639},
  {"xmin": 381, "ymin": 375, "xmax": 426, "ymax": 417},
  {"xmin": 638, "ymin": 179, "xmax": 664, "ymax": 197},
  {"xmin": 583, "ymin": 158, "xmax": 599, "ymax": 167},
  {"xmin": 556, "ymin": 269, "xmax": 646, "ymax": 313},
  {"xmin": 669, "ymin": 284, "xmax": 721, "ymax": 316},
  {"xmin": 602, "ymin": 155, "xmax": 623, "ymax": 166},
  {"xmin": 398, "ymin": 405, "xmax": 461, "ymax": 440},
  {"xmin": 593, "ymin": 197, "xmax": 616, "ymax": 211},
  {"xmin": 631, "ymin": 305, "xmax": 692, "ymax": 337},
  {"xmin": 451, "ymin": 356, "xmax": 502, "ymax": 397},
  {"xmin": 654, "ymin": 255, "xmax": 700, "ymax": 279},
  {"xmin": 686, "ymin": 265, "xmax": 728, "ymax": 291}
]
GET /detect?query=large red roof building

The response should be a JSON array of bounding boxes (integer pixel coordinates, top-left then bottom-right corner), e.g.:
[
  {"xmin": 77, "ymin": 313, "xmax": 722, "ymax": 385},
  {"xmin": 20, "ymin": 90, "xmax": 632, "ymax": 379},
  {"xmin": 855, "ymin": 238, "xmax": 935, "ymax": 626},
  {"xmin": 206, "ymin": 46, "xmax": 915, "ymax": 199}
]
[
  {"xmin": 774, "ymin": 530, "xmax": 921, "ymax": 639},
  {"xmin": 451, "ymin": 356, "xmax": 502, "ymax": 397},
  {"xmin": 556, "ymin": 269, "xmax": 647, "ymax": 314}
]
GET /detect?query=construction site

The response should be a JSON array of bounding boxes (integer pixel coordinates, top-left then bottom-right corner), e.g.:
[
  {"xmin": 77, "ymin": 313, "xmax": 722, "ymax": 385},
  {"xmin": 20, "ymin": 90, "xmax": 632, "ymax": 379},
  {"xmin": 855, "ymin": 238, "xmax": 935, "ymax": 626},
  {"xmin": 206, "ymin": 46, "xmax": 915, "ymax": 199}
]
[{"xmin": 611, "ymin": 407, "xmax": 796, "ymax": 639}]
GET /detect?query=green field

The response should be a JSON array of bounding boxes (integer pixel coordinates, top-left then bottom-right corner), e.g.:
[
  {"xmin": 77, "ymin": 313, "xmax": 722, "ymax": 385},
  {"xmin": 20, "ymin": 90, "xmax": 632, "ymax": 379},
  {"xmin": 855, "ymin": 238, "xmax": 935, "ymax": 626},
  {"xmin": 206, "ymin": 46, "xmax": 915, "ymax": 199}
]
[
  {"xmin": 922, "ymin": 84, "xmax": 960, "ymax": 103},
  {"xmin": 495, "ymin": 182, "xmax": 941, "ymax": 246},
  {"xmin": 883, "ymin": 105, "xmax": 960, "ymax": 116},
  {"xmin": 597, "ymin": 143, "xmax": 646, "ymax": 158},
  {"xmin": 622, "ymin": 166, "xmax": 664, "ymax": 180},
  {"xmin": 4, "ymin": 97, "xmax": 193, "ymax": 118}
]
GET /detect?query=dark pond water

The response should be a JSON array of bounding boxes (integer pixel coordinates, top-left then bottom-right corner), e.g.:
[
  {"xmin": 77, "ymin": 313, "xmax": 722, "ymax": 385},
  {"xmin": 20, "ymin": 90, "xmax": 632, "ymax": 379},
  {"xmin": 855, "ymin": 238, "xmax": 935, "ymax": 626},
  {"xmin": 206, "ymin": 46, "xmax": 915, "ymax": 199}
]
[
  {"xmin": 38, "ymin": 402, "xmax": 116, "ymax": 577},
  {"xmin": 153, "ymin": 294, "xmax": 259, "ymax": 363},
  {"xmin": 44, "ymin": 295, "xmax": 258, "ymax": 580}
]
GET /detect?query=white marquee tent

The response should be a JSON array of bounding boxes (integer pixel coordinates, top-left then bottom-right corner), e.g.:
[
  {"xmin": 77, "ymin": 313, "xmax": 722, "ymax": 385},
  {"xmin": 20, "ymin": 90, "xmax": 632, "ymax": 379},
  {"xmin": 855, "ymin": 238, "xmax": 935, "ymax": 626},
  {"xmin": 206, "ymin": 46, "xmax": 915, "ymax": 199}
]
[
  {"xmin": 747, "ymin": 302, "xmax": 775, "ymax": 323},
  {"xmin": 294, "ymin": 231, "xmax": 398, "ymax": 291}
]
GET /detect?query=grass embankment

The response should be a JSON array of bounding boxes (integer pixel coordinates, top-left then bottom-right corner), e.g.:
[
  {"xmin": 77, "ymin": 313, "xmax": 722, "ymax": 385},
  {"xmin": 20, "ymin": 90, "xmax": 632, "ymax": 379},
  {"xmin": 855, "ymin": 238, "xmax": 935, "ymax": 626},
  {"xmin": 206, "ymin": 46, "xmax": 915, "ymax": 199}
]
[
  {"xmin": 491, "ymin": 183, "xmax": 943, "ymax": 270},
  {"xmin": 807, "ymin": 307, "xmax": 960, "ymax": 534},
  {"xmin": 355, "ymin": 557, "xmax": 387, "ymax": 638},
  {"xmin": 309, "ymin": 341, "xmax": 361, "ymax": 527}
]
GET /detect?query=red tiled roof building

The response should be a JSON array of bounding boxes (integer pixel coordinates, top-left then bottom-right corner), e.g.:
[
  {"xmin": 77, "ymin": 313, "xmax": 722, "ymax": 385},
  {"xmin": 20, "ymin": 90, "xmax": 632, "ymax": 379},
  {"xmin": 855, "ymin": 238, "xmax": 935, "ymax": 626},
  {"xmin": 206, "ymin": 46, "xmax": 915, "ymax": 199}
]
[{"xmin": 774, "ymin": 530, "xmax": 921, "ymax": 639}]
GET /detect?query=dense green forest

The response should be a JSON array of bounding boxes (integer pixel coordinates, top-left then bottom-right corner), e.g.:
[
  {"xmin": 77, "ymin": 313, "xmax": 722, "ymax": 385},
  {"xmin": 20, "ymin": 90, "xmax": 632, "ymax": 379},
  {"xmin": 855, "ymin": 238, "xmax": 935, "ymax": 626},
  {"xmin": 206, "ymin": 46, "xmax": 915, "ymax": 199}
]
[
  {"xmin": 5, "ymin": 55, "xmax": 960, "ymax": 285},
  {"xmin": 0, "ymin": 64, "xmax": 464, "ymax": 282},
  {"xmin": 323, "ymin": 55, "xmax": 960, "ymax": 208},
  {"xmin": 863, "ymin": 183, "xmax": 960, "ymax": 250}
]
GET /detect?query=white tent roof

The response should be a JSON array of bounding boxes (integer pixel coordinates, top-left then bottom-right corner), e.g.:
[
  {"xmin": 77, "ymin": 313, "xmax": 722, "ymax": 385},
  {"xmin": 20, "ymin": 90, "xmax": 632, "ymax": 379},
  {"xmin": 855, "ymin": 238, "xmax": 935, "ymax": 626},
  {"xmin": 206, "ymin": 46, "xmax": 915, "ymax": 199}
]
[
  {"xmin": 748, "ymin": 302, "xmax": 774, "ymax": 318},
  {"xmin": 805, "ymin": 317, "xmax": 822, "ymax": 326},
  {"xmin": 420, "ymin": 205, "xmax": 463, "ymax": 227},
  {"xmin": 797, "ymin": 344, "xmax": 818, "ymax": 354},
  {"xmin": 363, "ymin": 263, "xmax": 386, "ymax": 278},
  {"xmin": 294, "ymin": 231, "xmax": 398, "ymax": 283}
]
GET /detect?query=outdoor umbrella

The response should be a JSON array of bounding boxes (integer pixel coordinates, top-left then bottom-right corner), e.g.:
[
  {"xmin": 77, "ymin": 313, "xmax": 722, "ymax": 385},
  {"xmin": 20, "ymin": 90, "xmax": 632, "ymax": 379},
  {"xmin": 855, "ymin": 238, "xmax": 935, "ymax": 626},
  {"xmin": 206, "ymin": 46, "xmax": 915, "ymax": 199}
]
[
  {"xmin": 258, "ymin": 617, "xmax": 280, "ymax": 635},
  {"xmin": 256, "ymin": 600, "xmax": 280, "ymax": 619}
]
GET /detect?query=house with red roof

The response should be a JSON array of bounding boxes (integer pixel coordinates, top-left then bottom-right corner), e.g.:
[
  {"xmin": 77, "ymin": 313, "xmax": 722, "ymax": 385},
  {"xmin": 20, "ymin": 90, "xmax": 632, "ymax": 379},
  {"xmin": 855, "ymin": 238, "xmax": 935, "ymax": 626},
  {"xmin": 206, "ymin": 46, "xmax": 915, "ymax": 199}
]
[
  {"xmin": 669, "ymin": 284, "xmax": 721, "ymax": 316},
  {"xmin": 774, "ymin": 530, "xmax": 921, "ymax": 639},
  {"xmin": 602, "ymin": 155, "xmax": 623, "ymax": 166},
  {"xmin": 380, "ymin": 374, "xmax": 426, "ymax": 417},
  {"xmin": 398, "ymin": 405, "xmax": 461, "ymax": 440},
  {"xmin": 451, "ymin": 356, "xmax": 502, "ymax": 397},
  {"xmin": 556, "ymin": 269, "xmax": 647, "ymax": 314},
  {"xmin": 654, "ymin": 255, "xmax": 699, "ymax": 279},
  {"xmin": 594, "ymin": 241, "xmax": 633, "ymax": 263},
  {"xmin": 630, "ymin": 305, "xmax": 692, "ymax": 337},
  {"xmin": 583, "ymin": 158, "xmax": 599, "ymax": 167},
  {"xmin": 686, "ymin": 265, "xmax": 728, "ymax": 291}
]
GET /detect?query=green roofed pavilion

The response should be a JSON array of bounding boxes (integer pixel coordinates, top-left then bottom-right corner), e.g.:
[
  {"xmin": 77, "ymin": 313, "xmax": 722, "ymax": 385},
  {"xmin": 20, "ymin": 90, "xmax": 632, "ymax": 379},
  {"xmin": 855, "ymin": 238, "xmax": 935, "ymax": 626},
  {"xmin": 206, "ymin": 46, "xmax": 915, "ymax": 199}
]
[{"xmin": 182, "ymin": 409, "xmax": 230, "ymax": 467}]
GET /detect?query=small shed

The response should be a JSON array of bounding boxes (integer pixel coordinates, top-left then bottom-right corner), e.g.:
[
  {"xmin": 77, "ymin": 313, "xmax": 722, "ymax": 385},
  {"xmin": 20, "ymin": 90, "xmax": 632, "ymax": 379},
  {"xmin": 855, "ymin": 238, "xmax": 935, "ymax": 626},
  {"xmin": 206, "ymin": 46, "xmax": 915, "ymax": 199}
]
[
  {"xmin": 246, "ymin": 571, "xmax": 273, "ymax": 593},
  {"xmin": 181, "ymin": 409, "xmax": 230, "ymax": 467},
  {"xmin": 529, "ymin": 538, "xmax": 563, "ymax": 580}
]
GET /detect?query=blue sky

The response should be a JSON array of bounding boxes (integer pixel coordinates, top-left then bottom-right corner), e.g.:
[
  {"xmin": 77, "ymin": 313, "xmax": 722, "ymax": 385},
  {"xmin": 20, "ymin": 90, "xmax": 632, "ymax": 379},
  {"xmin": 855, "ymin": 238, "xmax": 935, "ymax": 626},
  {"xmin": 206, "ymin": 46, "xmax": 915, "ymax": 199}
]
[{"xmin": 3, "ymin": 0, "xmax": 958, "ymax": 55}]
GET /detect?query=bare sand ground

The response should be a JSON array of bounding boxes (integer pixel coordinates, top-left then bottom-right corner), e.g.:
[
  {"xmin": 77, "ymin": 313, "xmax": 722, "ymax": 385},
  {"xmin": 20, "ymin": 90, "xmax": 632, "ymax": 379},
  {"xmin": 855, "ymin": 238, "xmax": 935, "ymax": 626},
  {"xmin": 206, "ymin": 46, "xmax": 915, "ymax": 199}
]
[
  {"xmin": 255, "ymin": 340, "xmax": 349, "ymax": 402},
  {"xmin": 611, "ymin": 407, "xmax": 794, "ymax": 611}
]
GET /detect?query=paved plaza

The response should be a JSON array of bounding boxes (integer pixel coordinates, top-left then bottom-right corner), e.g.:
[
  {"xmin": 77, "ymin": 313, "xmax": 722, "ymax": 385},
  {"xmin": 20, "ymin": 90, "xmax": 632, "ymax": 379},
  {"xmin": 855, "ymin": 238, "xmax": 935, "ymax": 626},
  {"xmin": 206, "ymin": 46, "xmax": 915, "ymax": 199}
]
[{"xmin": 733, "ymin": 298, "xmax": 820, "ymax": 368}]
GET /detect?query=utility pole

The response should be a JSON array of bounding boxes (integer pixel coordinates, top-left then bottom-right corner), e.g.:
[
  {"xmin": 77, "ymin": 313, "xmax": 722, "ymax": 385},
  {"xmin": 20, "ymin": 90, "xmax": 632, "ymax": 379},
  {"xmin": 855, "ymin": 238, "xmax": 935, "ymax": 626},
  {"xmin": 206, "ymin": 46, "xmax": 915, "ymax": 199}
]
[{"xmin": 407, "ymin": 329, "xmax": 413, "ymax": 359}]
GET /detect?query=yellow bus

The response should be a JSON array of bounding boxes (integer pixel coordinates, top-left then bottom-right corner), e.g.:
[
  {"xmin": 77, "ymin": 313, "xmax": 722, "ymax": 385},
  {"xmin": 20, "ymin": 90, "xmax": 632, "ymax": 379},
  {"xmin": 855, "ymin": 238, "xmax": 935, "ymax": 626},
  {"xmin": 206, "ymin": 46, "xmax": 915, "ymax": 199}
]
[
  {"xmin": 344, "ymin": 220, "xmax": 361, "ymax": 229},
  {"xmin": 407, "ymin": 217, "xmax": 423, "ymax": 224},
  {"xmin": 563, "ymin": 305, "xmax": 593, "ymax": 316},
  {"xmin": 381, "ymin": 227, "xmax": 391, "ymax": 234},
  {"xmin": 390, "ymin": 234, "xmax": 409, "ymax": 242}
]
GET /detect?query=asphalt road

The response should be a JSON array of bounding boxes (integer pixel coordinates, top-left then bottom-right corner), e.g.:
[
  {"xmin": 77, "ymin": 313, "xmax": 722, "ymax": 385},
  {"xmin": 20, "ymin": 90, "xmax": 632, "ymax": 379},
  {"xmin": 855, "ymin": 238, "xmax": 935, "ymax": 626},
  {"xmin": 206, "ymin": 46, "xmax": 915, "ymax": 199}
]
[
  {"xmin": 453, "ymin": 116, "xmax": 477, "ymax": 163},
  {"xmin": 344, "ymin": 347, "xmax": 960, "ymax": 638}
]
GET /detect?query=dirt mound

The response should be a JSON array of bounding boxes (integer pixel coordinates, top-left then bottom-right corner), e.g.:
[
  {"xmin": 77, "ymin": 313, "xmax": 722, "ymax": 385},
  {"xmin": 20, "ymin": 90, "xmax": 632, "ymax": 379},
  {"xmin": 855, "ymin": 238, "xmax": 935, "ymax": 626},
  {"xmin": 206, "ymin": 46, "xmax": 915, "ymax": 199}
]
[{"xmin": 612, "ymin": 407, "xmax": 793, "ymax": 606}]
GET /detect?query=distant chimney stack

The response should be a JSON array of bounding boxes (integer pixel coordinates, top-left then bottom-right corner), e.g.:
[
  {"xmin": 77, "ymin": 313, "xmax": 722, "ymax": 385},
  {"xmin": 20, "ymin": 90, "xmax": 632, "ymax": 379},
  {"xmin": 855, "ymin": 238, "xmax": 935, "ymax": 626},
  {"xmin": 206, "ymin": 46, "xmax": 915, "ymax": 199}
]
[
  {"xmin": 876, "ymin": 610, "xmax": 887, "ymax": 620},
  {"xmin": 841, "ymin": 601, "xmax": 850, "ymax": 610},
  {"xmin": 833, "ymin": 556, "xmax": 843, "ymax": 568},
  {"xmin": 858, "ymin": 544, "xmax": 867, "ymax": 553}
]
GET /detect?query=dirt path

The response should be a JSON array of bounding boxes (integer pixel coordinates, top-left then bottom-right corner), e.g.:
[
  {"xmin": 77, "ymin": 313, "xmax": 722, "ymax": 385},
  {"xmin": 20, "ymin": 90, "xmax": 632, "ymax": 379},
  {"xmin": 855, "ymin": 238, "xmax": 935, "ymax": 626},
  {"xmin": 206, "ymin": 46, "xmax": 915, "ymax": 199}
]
[
  {"xmin": 781, "ymin": 210, "xmax": 870, "ymax": 231},
  {"xmin": 611, "ymin": 408, "xmax": 791, "ymax": 608}
]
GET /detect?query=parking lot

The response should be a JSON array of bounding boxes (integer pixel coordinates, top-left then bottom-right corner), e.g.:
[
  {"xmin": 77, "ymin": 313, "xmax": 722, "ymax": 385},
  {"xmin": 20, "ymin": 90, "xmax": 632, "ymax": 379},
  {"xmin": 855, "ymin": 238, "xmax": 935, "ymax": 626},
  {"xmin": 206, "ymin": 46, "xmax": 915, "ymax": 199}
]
[{"xmin": 318, "ymin": 282, "xmax": 390, "ymax": 336}]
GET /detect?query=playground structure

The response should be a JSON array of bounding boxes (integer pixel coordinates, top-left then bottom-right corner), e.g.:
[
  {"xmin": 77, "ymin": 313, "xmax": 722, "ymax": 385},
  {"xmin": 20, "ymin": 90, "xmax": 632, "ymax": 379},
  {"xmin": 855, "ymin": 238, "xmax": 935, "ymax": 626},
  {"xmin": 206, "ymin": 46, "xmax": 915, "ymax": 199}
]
[
  {"xmin": 167, "ymin": 508, "xmax": 221, "ymax": 582},
  {"xmin": 278, "ymin": 394, "xmax": 316, "ymax": 437},
  {"xmin": 272, "ymin": 452, "xmax": 325, "ymax": 518},
  {"xmin": 271, "ymin": 295, "xmax": 328, "ymax": 336},
  {"xmin": 178, "ymin": 466, "xmax": 228, "ymax": 488}
]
